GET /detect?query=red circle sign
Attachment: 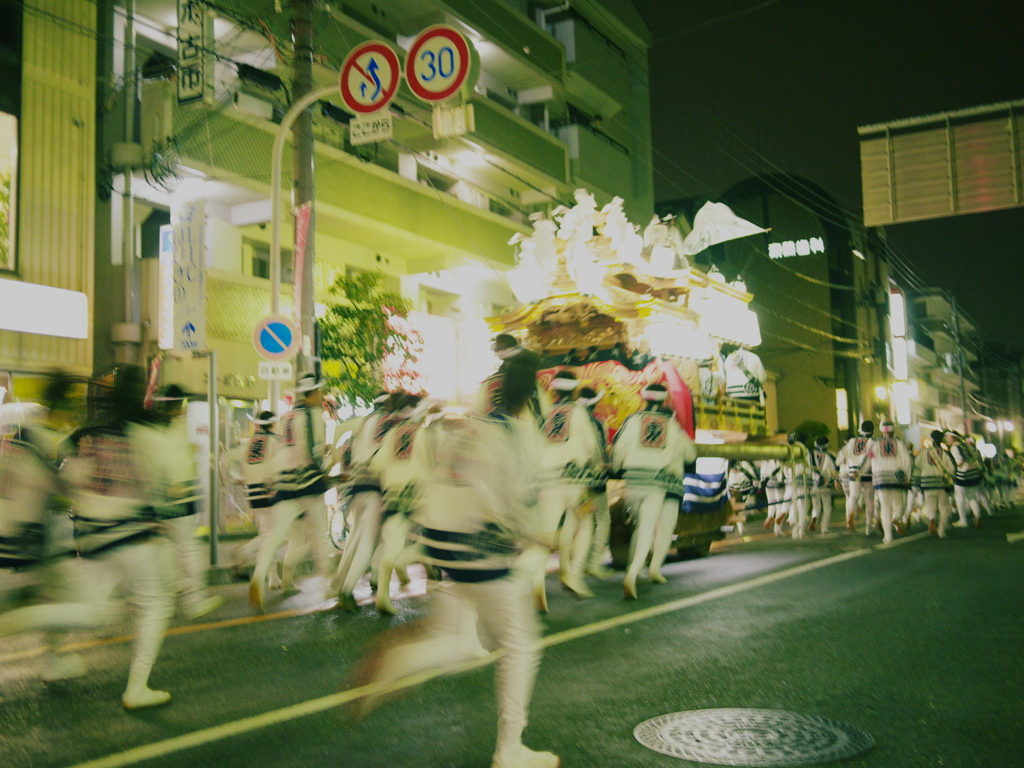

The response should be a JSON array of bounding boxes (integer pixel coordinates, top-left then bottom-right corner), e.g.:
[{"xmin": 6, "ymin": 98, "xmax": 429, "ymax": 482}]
[
  {"xmin": 339, "ymin": 41, "xmax": 401, "ymax": 115},
  {"xmin": 405, "ymin": 26, "xmax": 473, "ymax": 103}
]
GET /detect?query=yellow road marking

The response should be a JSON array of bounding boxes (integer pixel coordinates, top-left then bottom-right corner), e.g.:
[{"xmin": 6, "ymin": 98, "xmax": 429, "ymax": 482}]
[
  {"xmin": 66, "ymin": 545, "xmax": 875, "ymax": 768},
  {"xmin": 1007, "ymin": 531, "xmax": 1024, "ymax": 544},
  {"xmin": 0, "ymin": 584, "xmax": 429, "ymax": 666}
]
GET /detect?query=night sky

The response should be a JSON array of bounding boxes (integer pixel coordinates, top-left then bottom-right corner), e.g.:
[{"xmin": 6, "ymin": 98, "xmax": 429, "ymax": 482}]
[{"xmin": 630, "ymin": 0, "xmax": 1024, "ymax": 351}]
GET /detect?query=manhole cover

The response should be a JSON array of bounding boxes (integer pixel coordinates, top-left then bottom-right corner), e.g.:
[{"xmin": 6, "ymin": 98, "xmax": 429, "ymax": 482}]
[{"xmin": 633, "ymin": 708, "xmax": 873, "ymax": 766}]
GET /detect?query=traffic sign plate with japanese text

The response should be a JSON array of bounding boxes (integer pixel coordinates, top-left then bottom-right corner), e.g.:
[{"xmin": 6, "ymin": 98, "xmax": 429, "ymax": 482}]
[
  {"xmin": 405, "ymin": 25, "xmax": 477, "ymax": 103},
  {"xmin": 253, "ymin": 315, "xmax": 300, "ymax": 361},
  {"xmin": 258, "ymin": 360, "xmax": 294, "ymax": 381},
  {"xmin": 339, "ymin": 41, "xmax": 401, "ymax": 115},
  {"xmin": 350, "ymin": 112, "xmax": 393, "ymax": 145}
]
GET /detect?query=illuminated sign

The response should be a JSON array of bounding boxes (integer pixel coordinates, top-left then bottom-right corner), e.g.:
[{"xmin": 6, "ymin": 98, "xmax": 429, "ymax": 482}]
[
  {"xmin": 0, "ymin": 278, "xmax": 88, "ymax": 338},
  {"xmin": 768, "ymin": 238, "xmax": 825, "ymax": 259}
]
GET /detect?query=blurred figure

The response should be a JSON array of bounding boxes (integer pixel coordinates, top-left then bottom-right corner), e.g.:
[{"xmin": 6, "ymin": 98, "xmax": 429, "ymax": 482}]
[
  {"xmin": 912, "ymin": 430, "xmax": 955, "ymax": 537},
  {"xmin": 866, "ymin": 421, "xmax": 912, "ymax": 544},
  {"xmin": 151, "ymin": 385, "xmax": 222, "ymax": 620},
  {"xmin": 348, "ymin": 351, "xmax": 557, "ymax": 768},
  {"xmin": 251, "ymin": 375, "xmax": 330, "ymax": 610},
  {"xmin": 782, "ymin": 432, "xmax": 811, "ymax": 539},
  {"xmin": 837, "ymin": 421, "xmax": 877, "ymax": 533},
  {"xmin": 0, "ymin": 372, "xmax": 104, "ymax": 682},
  {"xmin": 366, "ymin": 392, "xmax": 424, "ymax": 614},
  {"xmin": 947, "ymin": 432, "xmax": 984, "ymax": 527},
  {"xmin": 808, "ymin": 435, "xmax": 838, "ymax": 534},
  {"xmin": 574, "ymin": 386, "xmax": 614, "ymax": 579},
  {"xmin": 759, "ymin": 457, "xmax": 786, "ymax": 531},
  {"xmin": 329, "ymin": 391, "xmax": 396, "ymax": 610},
  {"xmin": 611, "ymin": 383, "xmax": 697, "ymax": 599},
  {"xmin": 230, "ymin": 411, "xmax": 284, "ymax": 586},
  {"xmin": 63, "ymin": 366, "xmax": 177, "ymax": 709},
  {"xmin": 533, "ymin": 370, "xmax": 604, "ymax": 608}
]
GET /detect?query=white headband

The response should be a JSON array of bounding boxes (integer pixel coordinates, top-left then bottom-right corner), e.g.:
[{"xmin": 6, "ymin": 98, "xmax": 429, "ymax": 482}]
[
  {"xmin": 551, "ymin": 377, "xmax": 578, "ymax": 391},
  {"xmin": 495, "ymin": 346, "xmax": 522, "ymax": 360},
  {"xmin": 640, "ymin": 389, "xmax": 668, "ymax": 402},
  {"xmin": 578, "ymin": 392, "xmax": 603, "ymax": 407},
  {"xmin": 373, "ymin": 393, "xmax": 390, "ymax": 404}
]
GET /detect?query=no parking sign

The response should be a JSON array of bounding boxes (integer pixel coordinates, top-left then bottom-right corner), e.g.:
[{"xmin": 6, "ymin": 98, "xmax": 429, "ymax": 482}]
[{"xmin": 253, "ymin": 315, "xmax": 300, "ymax": 361}]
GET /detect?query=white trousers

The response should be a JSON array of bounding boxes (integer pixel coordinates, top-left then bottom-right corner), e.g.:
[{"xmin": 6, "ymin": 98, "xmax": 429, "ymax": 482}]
[
  {"xmin": 810, "ymin": 489, "xmax": 832, "ymax": 533},
  {"xmin": 766, "ymin": 486, "xmax": 786, "ymax": 521},
  {"xmin": 253, "ymin": 495, "xmax": 329, "ymax": 591},
  {"xmin": 624, "ymin": 487, "xmax": 678, "ymax": 590},
  {"xmin": 846, "ymin": 480, "xmax": 875, "ymax": 530},
  {"xmin": 165, "ymin": 514, "xmax": 210, "ymax": 612},
  {"xmin": 536, "ymin": 483, "xmax": 590, "ymax": 581},
  {"xmin": 358, "ymin": 576, "xmax": 540, "ymax": 761},
  {"xmin": 784, "ymin": 485, "xmax": 808, "ymax": 539},
  {"xmin": 874, "ymin": 488, "xmax": 904, "ymax": 543},
  {"xmin": 921, "ymin": 489, "xmax": 952, "ymax": 537},
  {"xmin": 334, "ymin": 490, "xmax": 383, "ymax": 596},
  {"xmin": 954, "ymin": 484, "xmax": 982, "ymax": 525}
]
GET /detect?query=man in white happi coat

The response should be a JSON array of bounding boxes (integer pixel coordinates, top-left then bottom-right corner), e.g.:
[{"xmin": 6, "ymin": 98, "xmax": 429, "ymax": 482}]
[
  {"xmin": 533, "ymin": 370, "xmax": 605, "ymax": 608},
  {"xmin": 348, "ymin": 349, "xmax": 558, "ymax": 768},
  {"xmin": 781, "ymin": 433, "xmax": 812, "ymax": 539},
  {"xmin": 946, "ymin": 431, "xmax": 985, "ymax": 528},
  {"xmin": 611, "ymin": 383, "xmax": 697, "ymax": 600},
  {"xmin": 330, "ymin": 392, "xmax": 397, "ymax": 610},
  {"xmin": 366, "ymin": 392, "xmax": 424, "ymax": 614},
  {"xmin": 836, "ymin": 421, "xmax": 877, "ymax": 533},
  {"xmin": 250, "ymin": 375, "xmax": 330, "ymax": 611},
  {"xmin": 230, "ymin": 411, "xmax": 284, "ymax": 587},
  {"xmin": 866, "ymin": 421, "xmax": 912, "ymax": 544},
  {"xmin": 808, "ymin": 435, "xmax": 839, "ymax": 534},
  {"xmin": 574, "ymin": 386, "xmax": 614, "ymax": 579},
  {"xmin": 150, "ymin": 386, "xmax": 222, "ymax": 620},
  {"xmin": 912, "ymin": 430, "xmax": 956, "ymax": 537}
]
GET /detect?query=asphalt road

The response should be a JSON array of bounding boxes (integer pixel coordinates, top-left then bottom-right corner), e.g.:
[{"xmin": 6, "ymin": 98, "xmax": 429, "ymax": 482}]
[{"xmin": 2, "ymin": 504, "xmax": 1022, "ymax": 768}]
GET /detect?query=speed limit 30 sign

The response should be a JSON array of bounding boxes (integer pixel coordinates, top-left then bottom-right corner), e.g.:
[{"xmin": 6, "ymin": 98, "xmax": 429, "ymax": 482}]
[{"xmin": 405, "ymin": 26, "xmax": 477, "ymax": 103}]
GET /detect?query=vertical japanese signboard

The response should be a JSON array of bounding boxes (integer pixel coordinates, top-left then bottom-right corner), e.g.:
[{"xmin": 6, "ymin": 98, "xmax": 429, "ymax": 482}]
[
  {"xmin": 170, "ymin": 201, "xmax": 206, "ymax": 352},
  {"xmin": 177, "ymin": 0, "xmax": 212, "ymax": 104}
]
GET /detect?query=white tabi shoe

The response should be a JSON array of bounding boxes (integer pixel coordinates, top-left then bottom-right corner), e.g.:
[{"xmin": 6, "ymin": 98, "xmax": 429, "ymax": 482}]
[
  {"xmin": 491, "ymin": 745, "xmax": 560, "ymax": 768},
  {"xmin": 184, "ymin": 595, "xmax": 224, "ymax": 621},
  {"xmin": 122, "ymin": 686, "xmax": 172, "ymax": 711},
  {"xmin": 560, "ymin": 572, "xmax": 595, "ymax": 599},
  {"xmin": 41, "ymin": 653, "xmax": 87, "ymax": 683}
]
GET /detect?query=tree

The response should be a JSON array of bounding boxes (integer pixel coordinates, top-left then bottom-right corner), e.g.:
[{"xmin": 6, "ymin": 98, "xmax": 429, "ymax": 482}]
[{"xmin": 318, "ymin": 270, "xmax": 423, "ymax": 408}]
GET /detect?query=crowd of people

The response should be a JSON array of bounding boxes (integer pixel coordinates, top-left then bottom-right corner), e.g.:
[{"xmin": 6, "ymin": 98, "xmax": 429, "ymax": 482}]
[
  {"xmin": 729, "ymin": 420, "xmax": 1021, "ymax": 545},
  {"xmin": 1, "ymin": 346, "xmax": 1020, "ymax": 768}
]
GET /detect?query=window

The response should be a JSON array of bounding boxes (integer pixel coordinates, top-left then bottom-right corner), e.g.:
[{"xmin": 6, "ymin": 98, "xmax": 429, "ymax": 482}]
[
  {"xmin": 245, "ymin": 239, "xmax": 292, "ymax": 283},
  {"xmin": 0, "ymin": 112, "xmax": 18, "ymax": 272}
]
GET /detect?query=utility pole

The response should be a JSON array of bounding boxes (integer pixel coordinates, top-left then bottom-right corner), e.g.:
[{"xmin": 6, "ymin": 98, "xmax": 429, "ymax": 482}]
[
  {"xmin": 950, "ymin": 294, "xmax": 970, "ymax": 435},
  {"xmin": 292, "ymin": 0, "xmax": 317, "ymax": 372}
]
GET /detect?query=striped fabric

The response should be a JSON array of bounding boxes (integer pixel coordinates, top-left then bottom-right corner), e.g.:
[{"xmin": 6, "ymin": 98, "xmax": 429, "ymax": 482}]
[{"xmin": 683, "ymin": 458, "xmax": 730, "ymax": 514}]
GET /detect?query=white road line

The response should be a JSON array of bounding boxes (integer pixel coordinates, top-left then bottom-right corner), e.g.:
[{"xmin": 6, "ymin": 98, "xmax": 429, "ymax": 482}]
[
  {"xmin": 68, "ymin": 545, "xmax": 877, "ymax": 768},
  {"xmin": 1007, "ymin": 531, "xmax": 1024, "ymax": 544}
]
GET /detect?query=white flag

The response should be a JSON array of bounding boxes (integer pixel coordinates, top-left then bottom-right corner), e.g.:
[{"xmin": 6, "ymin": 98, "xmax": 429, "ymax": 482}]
[{"xmin": 679, "ymin": 202, "xmax": 766, "ymax": 258}]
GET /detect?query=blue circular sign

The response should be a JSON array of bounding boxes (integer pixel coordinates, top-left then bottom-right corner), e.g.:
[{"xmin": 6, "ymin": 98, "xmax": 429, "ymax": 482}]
[{"xmin": 253, "ymin": 315, "xmax": 300, "ymax": 360}]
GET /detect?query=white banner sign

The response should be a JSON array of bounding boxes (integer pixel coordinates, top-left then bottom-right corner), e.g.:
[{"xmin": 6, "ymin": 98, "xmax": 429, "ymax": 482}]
[{"xmin": 172, "ymin": 201, "xmax": 206, "ymax": 352}]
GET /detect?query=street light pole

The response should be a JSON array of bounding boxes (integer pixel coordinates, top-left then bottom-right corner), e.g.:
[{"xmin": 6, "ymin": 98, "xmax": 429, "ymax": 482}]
[
  {"xmin": 950, "ymin": 294, "xmax": 970, "ymax": 435},
  {"xmin": 269, "ymin": 83, "xmax": 336, "ymax": 406}
]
